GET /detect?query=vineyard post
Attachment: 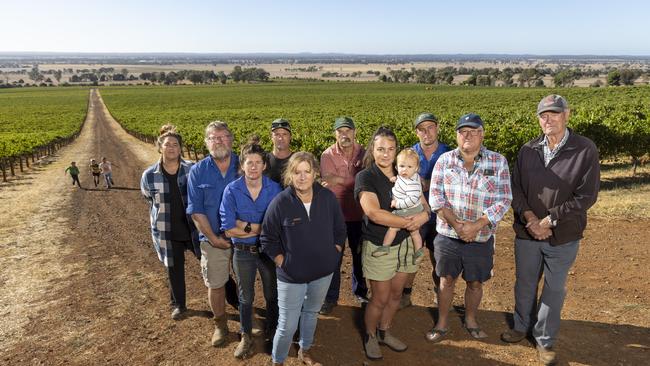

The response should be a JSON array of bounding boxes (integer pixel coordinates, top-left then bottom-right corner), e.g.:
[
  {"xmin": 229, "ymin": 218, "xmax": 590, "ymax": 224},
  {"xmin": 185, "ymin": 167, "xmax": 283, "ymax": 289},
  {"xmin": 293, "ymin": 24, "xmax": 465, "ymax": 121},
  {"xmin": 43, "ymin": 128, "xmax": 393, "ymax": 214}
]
[
  {"xmin": 9, "ymin": 157, "xmax": 15, "ymax": 176},
  {"xmin": 1, "ymin": 159, "xmax": 6, "ymax": 182}
]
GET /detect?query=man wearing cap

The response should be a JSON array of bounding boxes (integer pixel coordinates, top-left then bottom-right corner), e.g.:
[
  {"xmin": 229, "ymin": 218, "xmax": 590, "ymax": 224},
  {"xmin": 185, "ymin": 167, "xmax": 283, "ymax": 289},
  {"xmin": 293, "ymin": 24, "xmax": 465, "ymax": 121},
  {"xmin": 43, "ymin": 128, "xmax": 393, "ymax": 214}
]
[
  {"xmin": 265, "ymin": 118, "xmax": 293, "ymax": 186},
  {"xmin": 319, "ymin": 116, "xmax": 367, "ymax": 314},
  {"xmin": 400, "ymin": 112, "xmax": 451, "ymax": 309},
  {"xmin": 501, "ymin": 95, "xmax": 599, "ymax": 365},
  {"xmin": 426, "ymin": 113, "xmax": 512, "ymax": 343}
]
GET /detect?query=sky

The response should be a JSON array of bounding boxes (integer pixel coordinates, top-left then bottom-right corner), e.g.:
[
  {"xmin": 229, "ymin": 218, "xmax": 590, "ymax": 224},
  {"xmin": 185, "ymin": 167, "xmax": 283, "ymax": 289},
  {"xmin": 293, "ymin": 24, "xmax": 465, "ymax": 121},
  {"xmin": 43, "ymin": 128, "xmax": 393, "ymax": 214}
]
[{"xmin": 2, "ymin": 0, "xmax": 649, "ymax": 55}]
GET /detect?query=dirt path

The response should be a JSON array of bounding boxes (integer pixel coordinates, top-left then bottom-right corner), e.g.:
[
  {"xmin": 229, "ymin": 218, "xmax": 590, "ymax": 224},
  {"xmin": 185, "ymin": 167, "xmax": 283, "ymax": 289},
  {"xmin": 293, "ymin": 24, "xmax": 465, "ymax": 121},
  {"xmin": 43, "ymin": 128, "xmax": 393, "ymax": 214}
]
[{"xmin": 1, "ymin": 90, "xmax": 649, "ymax": 365}]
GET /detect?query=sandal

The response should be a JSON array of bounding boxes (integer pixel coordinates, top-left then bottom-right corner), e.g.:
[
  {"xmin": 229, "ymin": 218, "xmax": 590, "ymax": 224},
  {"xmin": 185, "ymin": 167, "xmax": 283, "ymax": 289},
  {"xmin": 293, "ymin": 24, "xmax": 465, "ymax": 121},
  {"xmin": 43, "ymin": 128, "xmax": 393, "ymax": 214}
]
[
  {"xmin": 465, "ymin": 325, "xmax": 488, "ymax": 340},
  {"xmin": 425, "ymin": 328, "xmax": 448, "ymax": 343}
]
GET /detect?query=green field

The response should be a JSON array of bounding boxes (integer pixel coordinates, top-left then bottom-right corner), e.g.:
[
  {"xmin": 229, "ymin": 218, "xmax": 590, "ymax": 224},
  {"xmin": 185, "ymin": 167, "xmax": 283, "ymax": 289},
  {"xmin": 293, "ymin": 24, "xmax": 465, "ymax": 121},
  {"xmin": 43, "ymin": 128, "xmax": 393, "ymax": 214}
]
[
  {"xmin": 100, "ymin": 82, "xmax": 650, "ymax": 163},
  {"xmin": 0, "ymin": 88, "xmax": 89, "ymax": 159}
]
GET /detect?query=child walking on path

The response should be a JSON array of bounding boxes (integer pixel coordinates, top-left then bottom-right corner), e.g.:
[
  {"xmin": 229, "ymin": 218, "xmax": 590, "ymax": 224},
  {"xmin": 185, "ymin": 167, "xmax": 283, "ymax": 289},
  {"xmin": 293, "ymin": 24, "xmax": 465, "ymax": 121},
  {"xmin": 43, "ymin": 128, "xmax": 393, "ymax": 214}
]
[
  {"xmin": 372, "ymin": 148, "xmax": 425, "ymax": 262},
  {"xmin": 64, "ymin": 161, "xmax": 82, "ymax": 188},
  {"xmin": 89, "ymin": 158, "xmax": 101, "ymax": 187}
]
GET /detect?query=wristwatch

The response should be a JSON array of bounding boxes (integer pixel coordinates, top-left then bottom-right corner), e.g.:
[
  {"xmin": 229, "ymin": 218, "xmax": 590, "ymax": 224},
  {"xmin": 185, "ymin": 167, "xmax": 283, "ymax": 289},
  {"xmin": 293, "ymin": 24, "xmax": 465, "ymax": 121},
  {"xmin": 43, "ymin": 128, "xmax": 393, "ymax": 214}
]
[{"xmin": 244, "ymin": 222, "xmax": 252, "ymax": 233}]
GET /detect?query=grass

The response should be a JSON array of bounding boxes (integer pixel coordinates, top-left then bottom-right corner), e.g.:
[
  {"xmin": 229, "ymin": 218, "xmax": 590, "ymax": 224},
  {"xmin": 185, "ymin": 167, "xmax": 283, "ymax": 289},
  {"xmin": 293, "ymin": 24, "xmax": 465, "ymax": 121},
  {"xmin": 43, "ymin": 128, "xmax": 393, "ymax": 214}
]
[{"xmin": 591, "ymin": 160, "xmax": 650, "ymax": 219}]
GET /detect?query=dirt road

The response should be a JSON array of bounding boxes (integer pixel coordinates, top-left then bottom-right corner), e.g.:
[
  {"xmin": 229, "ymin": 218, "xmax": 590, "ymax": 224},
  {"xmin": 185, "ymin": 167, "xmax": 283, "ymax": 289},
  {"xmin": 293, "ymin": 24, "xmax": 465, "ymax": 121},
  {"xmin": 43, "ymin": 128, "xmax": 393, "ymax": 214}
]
[{"xmin": 0, "ymin": 90, "xmax": 648, "ymax": 365}]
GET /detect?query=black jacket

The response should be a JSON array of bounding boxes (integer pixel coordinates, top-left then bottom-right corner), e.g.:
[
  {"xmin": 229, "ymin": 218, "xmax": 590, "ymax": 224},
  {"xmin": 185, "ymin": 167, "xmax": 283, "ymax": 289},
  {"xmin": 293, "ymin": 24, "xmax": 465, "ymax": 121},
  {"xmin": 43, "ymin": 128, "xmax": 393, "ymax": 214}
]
[
  {"xmin": 512, "ymin": 129, "xmax": 600, "ymax": 245},
  {"xmin": 261, "ymin": 183, "xmax": 347, "ymax": 283}
]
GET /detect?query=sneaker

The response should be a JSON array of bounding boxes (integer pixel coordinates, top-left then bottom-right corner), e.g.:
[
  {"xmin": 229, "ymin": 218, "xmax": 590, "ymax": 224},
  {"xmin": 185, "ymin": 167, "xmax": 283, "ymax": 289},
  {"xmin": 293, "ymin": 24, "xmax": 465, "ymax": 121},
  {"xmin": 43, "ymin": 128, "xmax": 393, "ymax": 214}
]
[
  {"xmin": 298, "ymin": 348, "xmax": 322, "ymax": 366},
  {"xmin": 319, "ymin": 302, "xmax": 336, "ymax": 315},
  {"xmin": 234, "ymin": 333, "xmax": 252, "ymax": 358},
  {"xmin": 364, "ymin": 333, "xmax": 382, "ymax": 360},
  {"xmin": 377, "ymin": 329, "xmax": 407, "ymax": 352},
  {"xmin": 399, "ymin": 293, "xmax": 412, "ymax": 309},
  {"xmin": 171, "ymin": 306, "xmax": 186, "ymax": 320},
  {"xmin": 500, "ymin": 329, "xmax": 526, "ymax": 343},
  {"xmin": 536, "ymin": 344, "xmax": 557, "ymax": 365}
]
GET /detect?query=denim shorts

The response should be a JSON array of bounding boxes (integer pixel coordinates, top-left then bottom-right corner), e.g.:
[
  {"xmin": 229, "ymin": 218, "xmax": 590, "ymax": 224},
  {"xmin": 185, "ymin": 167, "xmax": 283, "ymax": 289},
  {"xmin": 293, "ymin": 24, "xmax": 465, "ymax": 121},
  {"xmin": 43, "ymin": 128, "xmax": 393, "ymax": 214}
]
[{"xmin": 433, "ymin": 234, "xmax": 494, "ymax": 283}]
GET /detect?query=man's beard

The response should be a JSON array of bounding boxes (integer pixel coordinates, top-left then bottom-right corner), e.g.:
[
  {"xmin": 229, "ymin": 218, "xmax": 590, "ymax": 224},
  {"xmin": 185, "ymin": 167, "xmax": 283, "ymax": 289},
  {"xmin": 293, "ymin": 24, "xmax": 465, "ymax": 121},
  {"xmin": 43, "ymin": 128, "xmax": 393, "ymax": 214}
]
[{"xmin": 211, "ymin": 145, "xmax": 231, "ymax": 160}]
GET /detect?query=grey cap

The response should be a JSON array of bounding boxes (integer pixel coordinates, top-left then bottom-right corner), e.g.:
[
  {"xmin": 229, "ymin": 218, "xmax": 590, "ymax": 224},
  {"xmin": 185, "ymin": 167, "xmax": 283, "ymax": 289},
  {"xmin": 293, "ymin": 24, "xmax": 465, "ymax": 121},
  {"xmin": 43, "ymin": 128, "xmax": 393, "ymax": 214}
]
[
  {"xmin": 537, "ymin": 94, "xmax": 568, "ymax": 115},
  {"xmin": 456, "ymin": 113, "xmax": 484, "ymax": 130},
  {"xmin": 333, "ymin": 116, "xmax": 355, "ymax": 130},
  {"xmin": 271, "ymin": 118, "xmax": 291, "ymax": 132},
  {"xmin": 414, "ymin": 112, "xmax": 438, "ymax": 128}
]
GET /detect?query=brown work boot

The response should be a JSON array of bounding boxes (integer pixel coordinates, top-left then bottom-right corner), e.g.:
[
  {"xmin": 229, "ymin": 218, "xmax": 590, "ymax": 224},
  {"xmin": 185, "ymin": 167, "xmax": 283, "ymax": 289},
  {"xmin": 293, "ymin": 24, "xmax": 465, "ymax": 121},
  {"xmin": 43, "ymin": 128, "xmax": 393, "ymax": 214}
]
[
  {"xmin": 536, "ymin": 344, "xmax": 557, "ymax": 365},
  {"xmin": 211, "ymin": 316, "xmax": 229, "ymax": 347},
  {"xmin": 364, "ymin": 333, "xmax": 383, "ymax": 360},
  {"xmin": 234, "ymin": 332, "xmax": 252, "ymax": 358},
  {"xmin": 501, "ymin": 329, "xmax": 527, "ymax": 343},
  {"xmin": 298, "ymin": 348, "xmax": 322, "ymax": 366}
]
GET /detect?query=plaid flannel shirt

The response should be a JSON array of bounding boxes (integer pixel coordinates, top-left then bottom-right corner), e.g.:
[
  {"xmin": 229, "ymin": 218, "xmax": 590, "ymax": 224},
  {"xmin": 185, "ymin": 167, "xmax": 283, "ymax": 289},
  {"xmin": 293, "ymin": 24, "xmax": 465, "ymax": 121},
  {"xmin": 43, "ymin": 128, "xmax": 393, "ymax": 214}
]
[
  {"xmin": 429, "ymin": 147, "xmax": 512, "ymax": 242},
  {"xmin": 141, "ymin": 159, "xmax": 197, "ymax": 267}
]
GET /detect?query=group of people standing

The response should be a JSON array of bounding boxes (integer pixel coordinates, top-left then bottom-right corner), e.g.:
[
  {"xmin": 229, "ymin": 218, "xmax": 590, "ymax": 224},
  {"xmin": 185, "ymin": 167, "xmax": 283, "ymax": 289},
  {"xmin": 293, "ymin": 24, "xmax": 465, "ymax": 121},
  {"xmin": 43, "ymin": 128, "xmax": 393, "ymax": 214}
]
[{"xmin": 141, "ymin": 94, "xmax": 600, "ymax": 366}]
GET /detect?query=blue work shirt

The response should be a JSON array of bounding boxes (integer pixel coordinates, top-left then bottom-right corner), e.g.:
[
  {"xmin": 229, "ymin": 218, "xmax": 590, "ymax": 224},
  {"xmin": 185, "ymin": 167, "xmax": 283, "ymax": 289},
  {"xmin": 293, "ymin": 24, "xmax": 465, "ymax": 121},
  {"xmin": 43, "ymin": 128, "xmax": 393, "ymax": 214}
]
[
  {"xmin": 186, "ymin": 154, "xmax": 240, "ymax": 242},
  {"xmin": 220, "ymin": 175, "xmax": 282, "ymax": 245},
  {"xmin": 413, "ymin": 141, "xmax": 450, "ymax": 201}
]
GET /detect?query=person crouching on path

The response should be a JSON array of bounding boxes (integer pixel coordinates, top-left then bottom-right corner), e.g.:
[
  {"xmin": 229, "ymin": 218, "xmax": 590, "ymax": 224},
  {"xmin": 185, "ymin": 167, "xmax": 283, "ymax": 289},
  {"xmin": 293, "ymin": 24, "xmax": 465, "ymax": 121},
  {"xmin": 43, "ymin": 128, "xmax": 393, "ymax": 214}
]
[
  {"xmin": 141, "ymin": 125, "xmax": 200, "ymax": 320},
  {"xmin": 261, "ymin": 152, "xmax": 346, "ymax": 366}
]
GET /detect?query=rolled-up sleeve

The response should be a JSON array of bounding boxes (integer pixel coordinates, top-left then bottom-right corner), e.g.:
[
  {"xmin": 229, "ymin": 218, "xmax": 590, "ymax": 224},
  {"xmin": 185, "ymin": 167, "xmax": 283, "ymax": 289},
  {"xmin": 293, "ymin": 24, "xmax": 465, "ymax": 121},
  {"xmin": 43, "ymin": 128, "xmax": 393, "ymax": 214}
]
[
  {"xmin": 219, "ymin": 185, "xmax": 237, "ymax": 232},
  {"xmin": 186, "ymin": 165, "xmax": 204, "ymax": 215},
  {"xmin": 428, "ymin": 157, "xmax": 449, "ymax": 212},
  {"xmin": 484, "ymin": 157, "xmax": 513, "ymax": 226}
]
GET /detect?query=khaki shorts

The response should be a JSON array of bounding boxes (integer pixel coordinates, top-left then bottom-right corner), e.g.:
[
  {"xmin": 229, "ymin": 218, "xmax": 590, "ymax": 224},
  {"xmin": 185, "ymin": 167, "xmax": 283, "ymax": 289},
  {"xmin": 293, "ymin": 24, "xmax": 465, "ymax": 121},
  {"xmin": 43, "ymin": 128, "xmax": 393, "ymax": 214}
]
[
  {"xmin": 362, "ymin": 238, "xmax": 420, "ymax": 281},
  {"xmin": 200, "ymin": 241, "xmax": 232, "ymax": 289}
]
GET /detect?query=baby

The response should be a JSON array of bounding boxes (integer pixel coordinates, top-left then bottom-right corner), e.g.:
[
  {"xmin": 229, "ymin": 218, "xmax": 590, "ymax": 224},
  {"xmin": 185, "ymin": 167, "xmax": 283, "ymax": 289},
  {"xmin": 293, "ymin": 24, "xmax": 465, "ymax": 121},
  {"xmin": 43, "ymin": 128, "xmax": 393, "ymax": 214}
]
[{"xmin": 372, "ymin": 148, "xmax": 424, "ymax": 262}]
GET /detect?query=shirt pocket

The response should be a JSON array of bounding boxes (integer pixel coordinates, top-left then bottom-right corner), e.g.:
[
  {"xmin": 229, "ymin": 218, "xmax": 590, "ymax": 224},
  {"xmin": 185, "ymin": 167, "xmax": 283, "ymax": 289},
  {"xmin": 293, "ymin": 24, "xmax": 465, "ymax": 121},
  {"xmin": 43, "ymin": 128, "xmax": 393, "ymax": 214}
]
[
  {"xmin": 198, "ymin": 184, "xmax": 217, "ymax": 207},
  {"xmin": 475, "ymin": 175, "xmax": 496, "ymax": 193},
  {"xmin": 443, "ymin": 170, "xmax": 461, "ymax": 188}
]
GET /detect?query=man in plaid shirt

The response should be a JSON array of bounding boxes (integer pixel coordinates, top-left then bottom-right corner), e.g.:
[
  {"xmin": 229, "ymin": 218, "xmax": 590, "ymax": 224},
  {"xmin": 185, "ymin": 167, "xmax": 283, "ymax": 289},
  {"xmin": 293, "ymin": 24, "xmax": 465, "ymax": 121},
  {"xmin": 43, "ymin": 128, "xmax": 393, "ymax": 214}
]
[{"xmin": 426, "ymin": 113, "xmax": 512, "ymax": 343}]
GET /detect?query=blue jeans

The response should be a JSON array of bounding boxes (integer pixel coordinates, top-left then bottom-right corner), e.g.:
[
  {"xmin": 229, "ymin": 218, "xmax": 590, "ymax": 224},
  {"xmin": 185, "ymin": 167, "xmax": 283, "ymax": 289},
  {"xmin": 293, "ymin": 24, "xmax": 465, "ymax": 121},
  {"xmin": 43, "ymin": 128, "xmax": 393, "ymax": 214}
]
[
  {"xmin": 325, "ymin": 221, "xmax": 366, "ymax": 303},
  {"xmin": 513, "ymin": 238, "xmax": 580, "ymax": 348},
  {"xmin": 272, "ymin": 273, "xmax": 333, "ymax": 364},
  {"xmin": 232, "ymin": 248, "xmax": 278, "ymax": 335}
]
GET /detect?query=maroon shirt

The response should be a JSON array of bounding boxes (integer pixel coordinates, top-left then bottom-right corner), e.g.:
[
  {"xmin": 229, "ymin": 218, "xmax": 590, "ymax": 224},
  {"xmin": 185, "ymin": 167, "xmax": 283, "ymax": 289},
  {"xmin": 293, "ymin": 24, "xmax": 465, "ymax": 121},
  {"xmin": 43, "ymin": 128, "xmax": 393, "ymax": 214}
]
[{"xmin": 320, "ymin": 142, "xmax": 365, "ymax": 222}]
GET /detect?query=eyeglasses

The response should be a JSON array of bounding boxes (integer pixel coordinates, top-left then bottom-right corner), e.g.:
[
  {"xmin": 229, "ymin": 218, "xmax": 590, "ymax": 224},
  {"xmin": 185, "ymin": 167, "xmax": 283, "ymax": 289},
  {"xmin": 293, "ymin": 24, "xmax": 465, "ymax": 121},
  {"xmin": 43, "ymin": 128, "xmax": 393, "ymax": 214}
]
[
  {"xmin": 205, "ymin": 134, "xmax": 231, "ymax": 142},
  {"xmin": 458, "ymin": 129, "xmax": 483, "ymax": 137}
]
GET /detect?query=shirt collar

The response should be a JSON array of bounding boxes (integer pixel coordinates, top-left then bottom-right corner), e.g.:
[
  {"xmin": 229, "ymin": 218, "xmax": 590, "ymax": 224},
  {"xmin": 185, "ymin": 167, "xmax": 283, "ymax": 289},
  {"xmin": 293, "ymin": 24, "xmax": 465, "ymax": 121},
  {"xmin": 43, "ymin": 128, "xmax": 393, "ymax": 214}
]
[{"xmin": 539, "ymin": 128, "xmax": 570, "ymax": 148}]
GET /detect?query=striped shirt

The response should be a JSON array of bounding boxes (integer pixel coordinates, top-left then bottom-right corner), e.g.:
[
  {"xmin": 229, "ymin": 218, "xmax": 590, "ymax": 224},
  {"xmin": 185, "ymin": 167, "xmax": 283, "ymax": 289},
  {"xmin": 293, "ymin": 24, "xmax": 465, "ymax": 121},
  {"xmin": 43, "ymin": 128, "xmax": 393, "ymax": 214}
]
[
  {"xmin": 392, "ymin": 174, "xmax": 422, "ymax": 209},
  {"xmin": 429, "ymin": 147, "xmax": 512, "ymax": 243}
]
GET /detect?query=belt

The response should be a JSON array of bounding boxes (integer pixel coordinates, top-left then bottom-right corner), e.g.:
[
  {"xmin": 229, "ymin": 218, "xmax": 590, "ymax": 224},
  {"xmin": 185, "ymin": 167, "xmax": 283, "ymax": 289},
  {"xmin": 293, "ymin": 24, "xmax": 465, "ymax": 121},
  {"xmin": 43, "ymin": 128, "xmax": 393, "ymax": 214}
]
[{"xmin": 233, "ymin": 243, "xmax": 260, "ymax": 253}]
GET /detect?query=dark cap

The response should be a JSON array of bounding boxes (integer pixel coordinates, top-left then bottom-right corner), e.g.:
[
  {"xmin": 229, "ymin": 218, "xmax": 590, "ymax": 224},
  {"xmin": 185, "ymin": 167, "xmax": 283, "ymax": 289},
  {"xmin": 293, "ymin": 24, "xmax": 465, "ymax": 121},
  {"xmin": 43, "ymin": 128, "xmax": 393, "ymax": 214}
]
[
  {"xmin": 333, "ymin": 116, "xmax": 355, "ymax": 130},
  {"xmin": 414, "ymin": 112, "xmax": 438, "ymax": 128},
  {"xmin": 537, "ymin": 94, "xmax": 568, "ymax": 115},
  {"xmin": 456, "ymin": 113, "xmax": 484, "ymax": 130},
  {"xmin": 271, "ymin": 118, "xmax": 291, "ymax": 132}
]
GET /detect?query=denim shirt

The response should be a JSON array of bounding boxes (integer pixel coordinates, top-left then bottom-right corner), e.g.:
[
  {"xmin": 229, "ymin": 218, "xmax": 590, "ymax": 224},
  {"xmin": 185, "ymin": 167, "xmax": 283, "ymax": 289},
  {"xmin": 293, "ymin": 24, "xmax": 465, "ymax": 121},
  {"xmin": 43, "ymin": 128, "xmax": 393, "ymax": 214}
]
[
  {"xmin": 220, "ymin": 175, "xmax": 282, "ymax": 245},
  {"xmin": 186, "ymin": 154, "xmax": 240, "ymax": 242}
]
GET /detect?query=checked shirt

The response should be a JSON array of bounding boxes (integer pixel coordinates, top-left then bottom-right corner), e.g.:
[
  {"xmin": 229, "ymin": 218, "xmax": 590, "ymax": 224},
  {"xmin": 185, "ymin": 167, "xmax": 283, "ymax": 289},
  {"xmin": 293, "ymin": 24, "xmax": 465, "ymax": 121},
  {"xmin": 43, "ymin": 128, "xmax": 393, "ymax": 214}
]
[{"xmin": 429, "ymin": 146, "xmax": 512, "ymax": 243}]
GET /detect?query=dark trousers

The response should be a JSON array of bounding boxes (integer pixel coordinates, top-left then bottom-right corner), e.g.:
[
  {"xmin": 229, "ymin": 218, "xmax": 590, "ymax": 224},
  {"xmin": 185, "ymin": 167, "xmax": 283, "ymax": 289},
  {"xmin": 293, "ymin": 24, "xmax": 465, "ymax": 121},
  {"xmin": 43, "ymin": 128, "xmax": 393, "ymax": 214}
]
[
  {"xmin": 325, "ymin": 221, "xmax": 366, "ymax": 303},
  {"xmin": 70, "ymin": 174, "xmax": 81, "ymax": 187},
  {"xmin": 167, "ymin": 240, "xmax": 192, "ymax": 308}
]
